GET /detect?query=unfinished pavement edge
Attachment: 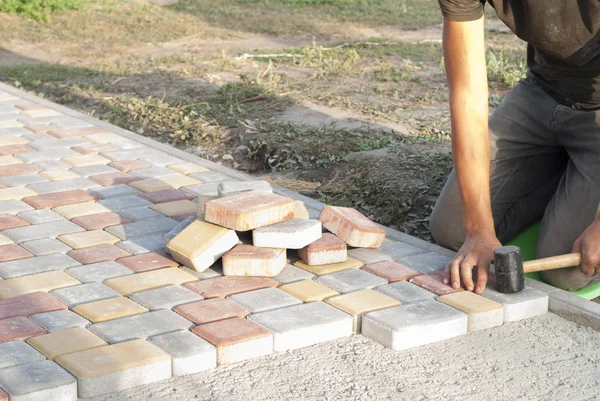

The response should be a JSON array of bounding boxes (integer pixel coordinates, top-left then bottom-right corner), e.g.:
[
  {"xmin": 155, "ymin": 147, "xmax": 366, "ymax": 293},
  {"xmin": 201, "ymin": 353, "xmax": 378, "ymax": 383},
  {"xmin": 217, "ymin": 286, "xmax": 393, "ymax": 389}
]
[{"xmin": 1, "ymin": 82, "xmax": 598, "ymax": 331}]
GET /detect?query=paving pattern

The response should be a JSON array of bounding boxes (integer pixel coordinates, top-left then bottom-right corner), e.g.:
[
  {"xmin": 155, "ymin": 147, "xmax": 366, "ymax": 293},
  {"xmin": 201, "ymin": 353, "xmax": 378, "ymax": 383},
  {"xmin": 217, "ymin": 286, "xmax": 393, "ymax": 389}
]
[{"xmin": 0, "ymin": 87, "xmax": 551, "ymax": 400}]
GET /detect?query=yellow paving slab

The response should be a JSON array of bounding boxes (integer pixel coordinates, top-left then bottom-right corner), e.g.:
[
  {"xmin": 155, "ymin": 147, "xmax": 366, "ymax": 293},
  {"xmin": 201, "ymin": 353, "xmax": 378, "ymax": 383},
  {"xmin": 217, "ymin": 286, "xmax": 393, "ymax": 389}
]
[
  {"xmin": 150, "ymin": 200, "xmax": 197, "ymax": 217},
  {"xmin": 0, "ymin": 137, "xmax": 28, "ymax": 146},
  {"xmin": 0, "ymin": 271, "xmax": 80, "ymax": 299},
  {"xmin": 53, "ymin": 202, "xmax": 110, "ymax": 219},
  {"xmin": 85, "ymin": 133, "xmax": 124, "ymax": 143},
  {"xmin": 27, "ymin": 327, "xmax": 107, "ymax": 359},
  {"xmin": 438, "ymin": 291, "xmax": 504, "ymax": 332},
  {"xmin": 168, "ymin": 163, "xmax": 208, "ymax": 175},
  {"xmin": 73, "ymin": 297, "xmax": 148, "ymax": 323},
  {"xmin": 293, "ymin": 257, "xmax": 363, "ymax": 276},
  {"xmin": 0, "ymin": 156, "xmax": 22, "ymax": 166},
  {"xmin": 0, "ymin": 187, "xmax": 37, "ymax": 201},
  {"xmin": 40, "ymin": 170, "xmax": 80, "ymax": 181},
  {"xmin": 58, "ymin": 230, "xmax": 120, "ymax": 249},
  {"xmin": 61, "ymin": 154, "xmax": 110, "ymax": 167},
  {"xmin": 0, "ymin": 233, "xmax": 12, "ymax": 246},
  {"xmin": 104, "ymin": 267, "xmax": 197, "ymax": 296},
  {"xmin": 130, "ymin": 176, "xmax": 201, "ymax": 192},
  {"xmin": 326, "ymin": 289, "xmax": 401, "ymax": 332},
  {"xmin": 279, "ymin": 279, "xmax": 339, "ymax": 302}
]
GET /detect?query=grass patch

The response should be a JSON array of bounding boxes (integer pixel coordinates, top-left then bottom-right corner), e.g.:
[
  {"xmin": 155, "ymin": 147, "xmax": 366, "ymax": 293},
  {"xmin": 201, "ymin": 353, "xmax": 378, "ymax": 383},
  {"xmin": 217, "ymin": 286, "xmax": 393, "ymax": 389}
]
[
  {"xmin": 0, "ymin": 0, "xmax": 82, "ymax": 21},
  {"xmin": 0, "ymin": 63, "xmax": 102, "ymax": 88},
  {"xmin": 486, "ymin": 50, "xmax": 527, "ymax": 87}
]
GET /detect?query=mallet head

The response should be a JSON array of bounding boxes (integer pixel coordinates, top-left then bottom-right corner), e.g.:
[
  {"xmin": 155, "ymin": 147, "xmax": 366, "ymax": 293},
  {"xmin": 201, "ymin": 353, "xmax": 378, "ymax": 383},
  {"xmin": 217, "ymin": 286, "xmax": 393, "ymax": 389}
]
[{"xmin": 493, "ymin": 245, "xmax": 525, "ymax": 294}]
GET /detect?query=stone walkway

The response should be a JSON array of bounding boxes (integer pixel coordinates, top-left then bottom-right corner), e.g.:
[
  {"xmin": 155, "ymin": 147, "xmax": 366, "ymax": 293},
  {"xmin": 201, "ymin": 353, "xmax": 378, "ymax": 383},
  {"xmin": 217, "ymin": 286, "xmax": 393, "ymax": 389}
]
[{"xmin": 0, "ymin": 83, "xmax": 595, "ymax": 400}]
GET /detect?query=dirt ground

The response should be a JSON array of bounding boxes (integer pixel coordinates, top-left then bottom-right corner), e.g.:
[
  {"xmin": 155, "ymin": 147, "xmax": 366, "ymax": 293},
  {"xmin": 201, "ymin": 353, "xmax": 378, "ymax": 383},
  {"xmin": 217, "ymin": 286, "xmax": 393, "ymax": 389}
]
[
  {"xmin": 89, "ymin": 313, "xmax": 600, "ymax": 401},
  {"xmin": 0, "ymin": 0, "xmax": 527, "ymax": 242}
]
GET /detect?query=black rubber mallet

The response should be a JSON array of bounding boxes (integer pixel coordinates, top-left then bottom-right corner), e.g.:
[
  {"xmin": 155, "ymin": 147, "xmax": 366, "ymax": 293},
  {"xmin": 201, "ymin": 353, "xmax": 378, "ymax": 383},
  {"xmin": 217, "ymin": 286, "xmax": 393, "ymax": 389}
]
[{"xmin": 493, "ymin": 246, "xmax": 583, "ymax": 293}]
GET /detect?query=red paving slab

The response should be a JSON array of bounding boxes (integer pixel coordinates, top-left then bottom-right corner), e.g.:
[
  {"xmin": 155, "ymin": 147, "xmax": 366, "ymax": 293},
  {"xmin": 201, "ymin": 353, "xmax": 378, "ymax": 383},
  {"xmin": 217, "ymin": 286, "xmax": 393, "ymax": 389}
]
[
  {"xmin": 89, "ymin": 172, "xmax": 141, "ymax": 186},
  {"xmin": 192, "ymin": 316, "xmax": 270, "ymax": 346},
  {"xmin": 0, "ymin": 388, "xmax": 8, "ymax": 401},
  {"xmin": 71, "ymin": 212, "xmax": 132, "ymax": 230},
  {"xmin": 410, "ymin": 271, "xmax": 463, "ymax": 296},
  {"xmin": 23, "ymin": 189, "xmax": 97, "ymax": 209},
  {"xmin": 363, "ymin": 261, "xmax": 422, "ymax": 283},
  {"xmin": 116, "ymin": 252, "xmax": 178, "ymax": 273},
  {"xmin": 108, "ymin": 160, "xmax": 149, "ymax": 172},
  {"xmin": 72, "ymin": 143, "xmax": 118, "ymax": 154},
  {"xmin": 0, "ymin": 215, "xmax": 29, "ymax": 230},
  {"xmin": 24, "ymin": 124, "xmax": 53, "ymax": 133},
  {"xmin": 0, "ymin": 144, "xmax": 35, "ymax": 156},
  {"xmin": 185, "ymin": 276, "xmax": 279, "ymax": 299},
  {"xmin": 0, "ymin": 292, "xmax": 67, "ymax": 320},
  {"xmin": 0, "ymin": 244, "xmax": 34, "ymax": 263},
  {"xmin": 47, "ymin": 126, "xmax": 107, "ymax": 138},
  {"xmin": 68, "ymin": 244, "xmax": 130, "ymax": 264},
  {"xmin": 173, "ymin": 212, "xmax": 197, "ymax": 222},
  {"xmin": 0, "ymin": 163, "xmax": 40, "ymax": 177},
  {"xmin": 174, "ymin": 298, "xmax": 249, "ymax": 325},
  {"xmin": 139, "ymin": 188, "xmax": 194, "ymax": 204},
  {"xmin": 0, "ymin": 316, "xmax": 46, "ymax": 343},
  {"xmin": 16, "ymin": 104, "xmax": 46, "ymax": 111}
]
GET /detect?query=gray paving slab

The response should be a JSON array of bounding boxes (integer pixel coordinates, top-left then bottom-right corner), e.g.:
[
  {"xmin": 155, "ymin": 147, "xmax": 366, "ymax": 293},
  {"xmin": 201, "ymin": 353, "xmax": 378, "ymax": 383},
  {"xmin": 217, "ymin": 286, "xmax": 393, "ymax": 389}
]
[
  {"xmin": 118, "ymin": 207, "xmax": 164, "ymax": 222},
  {"xmin": 52, "ymin": 282, "xmax": 121, "ymax": 307},
  {"xmin": 316, "ymin": 269, "xmax": 388, "ymax": 294},
  {"xmin": 18, "ymin": 148, "xmax": 79, "ymax": 162},
  {"xmin": 376, "ymin": 281, "xmax": 436, "ymax": 304},
  {"xmin": 89, "ymin": 184, "xmax": 141, "ymax": 199},
  {"xmin": 116, "ymin": 235, "xmax": 167, "ymax": 255},
  {"xmin": 379, "ymin": 241, "xmax": 426, "ymax": 261},
  {"xmin": 130, "ymin": 285, "xmax": 203, "ymax": 311},
  {"xmin": 18, "ymin": 209, "xmax": 65, "ymax": 225},
  {"xmin": 28, "ymin": 137, "xmax": 90, "ymax": 150},
  {"xmin": 138, "ymin": 154, "xmax": 183, "ymax": 167},
  {"xmin": 217, "ymin": 180, "xmax": 271, "ymax": 197},
  {"xmin": 0, "ymin": 174, "xmax": 48, "ymax": 187},
  {"xmin": 272, "ymin": 264, "xmax": 315, "ymax": 284},
  {"xmin": 149, "ymin": 330, "xmax": 216, "ymax": 376},
  {"xmin": 229, "ymin": 288, "xmax": 302, "ymax": 313},
  {"xmin": 21, "ymin": 238, "xmax": 72, "ymax": 255},
  {"xmin": 129, "ymin": 167, "xmax": 179, "ymax": 179},
  {"xmin": 0, "ymin": 340, "xmax": 46, "ymax": 369},
  {"xmin": 0, "ymin": 200, "xmax": 33, "ymax": 215},
  {"xmin": 347, "ymin": 248, "xmax": 393, "ymax": 265},
  {"xmin": 65, "ymin": 261, "xmax": 134, "ymax": 283},
  {"xmin": 70, "ymin": 165, "xmax": 119, "ymax": 177},
  {"xmin": 100, "ymin": 147, "xmax": 162, "ymax": 161},
  {"xmin": 33, "ymin": 160, "xmax": 70, "ymax": 171},
  {"xmin": 26, "ymin": 177, "xmax": 99, "ymax": 194},
  {"xmin": 98, "ymin": 196, "xmax": 152, "ymax": 212},
  {"xmin": 482, "ymin": 286, "xmax": 548, "ymax": 322},
  {"xmin": 30, "ymin": 310, "xmax": 91, "ymax": 332},
  {"xmin": 397, "ymin": 252, "xmax": 453, "ymax": 274},
  {"xmin": 3, "ymin": 220, "xmax": 85, "ymax": 244},
  {"xmin": 0, "ymin": 252, "xmax": 81, "ymax": 279},
  {"xmin": 0, "ymin": 360, "xmax": 77, "ymax": 400},
  {"xmin": 105, "ymin": 217, "xmax": 178, "ymax": 240}
]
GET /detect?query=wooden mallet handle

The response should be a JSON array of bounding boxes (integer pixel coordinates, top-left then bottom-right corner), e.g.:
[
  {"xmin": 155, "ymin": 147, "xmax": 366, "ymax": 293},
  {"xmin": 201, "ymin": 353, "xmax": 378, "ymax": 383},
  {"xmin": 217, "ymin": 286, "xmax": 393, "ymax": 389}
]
[{"xmin": 523, "ymin": 252, "xmax": 582, "ymax": 273}]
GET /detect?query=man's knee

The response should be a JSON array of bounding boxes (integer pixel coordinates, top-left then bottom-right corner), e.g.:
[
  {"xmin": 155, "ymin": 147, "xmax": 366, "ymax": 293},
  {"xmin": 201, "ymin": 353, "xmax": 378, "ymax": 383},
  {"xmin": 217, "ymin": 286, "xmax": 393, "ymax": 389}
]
[
  {"xmin": 540, "ymin": 269, "xmax": 594, "ymax": 291},
  {"xmin": 430, "ymin": 186, "xmax": 464, "ymax": 251}
]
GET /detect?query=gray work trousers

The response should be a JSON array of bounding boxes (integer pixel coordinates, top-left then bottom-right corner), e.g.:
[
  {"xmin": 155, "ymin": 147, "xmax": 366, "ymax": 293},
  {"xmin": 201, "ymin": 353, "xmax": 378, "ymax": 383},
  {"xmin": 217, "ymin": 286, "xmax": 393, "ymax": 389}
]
[{"xmin": 430, "ymin": 76, "xmax": 600, "ymax": 291}]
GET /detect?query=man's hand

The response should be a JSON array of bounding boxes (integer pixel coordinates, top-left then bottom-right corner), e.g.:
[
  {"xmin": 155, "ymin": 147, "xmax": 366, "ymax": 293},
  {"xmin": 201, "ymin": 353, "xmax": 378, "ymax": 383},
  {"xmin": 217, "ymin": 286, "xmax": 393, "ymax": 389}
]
[
  {"xmin": 573, "ymin": 219, "xmax": 600, "ymax": 277},
  {"xmin": 444, "ymin": 229, "xmax": 501, "ymax": 293}
]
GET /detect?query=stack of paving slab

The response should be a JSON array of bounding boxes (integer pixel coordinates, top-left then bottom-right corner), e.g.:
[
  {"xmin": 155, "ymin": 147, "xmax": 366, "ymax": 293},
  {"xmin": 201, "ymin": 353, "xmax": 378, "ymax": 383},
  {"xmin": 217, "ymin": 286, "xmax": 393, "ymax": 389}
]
[{"xmin": 0, "ymin": 89, "xmax": 550, "ymax": 401}]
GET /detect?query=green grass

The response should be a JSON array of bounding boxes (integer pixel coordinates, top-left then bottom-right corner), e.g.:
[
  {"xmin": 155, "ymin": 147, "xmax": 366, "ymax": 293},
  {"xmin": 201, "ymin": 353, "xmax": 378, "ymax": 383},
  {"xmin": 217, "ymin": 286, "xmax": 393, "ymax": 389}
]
[{"xmin": 0, "ymin": 0, "xmax": 82, "ymax": 21}]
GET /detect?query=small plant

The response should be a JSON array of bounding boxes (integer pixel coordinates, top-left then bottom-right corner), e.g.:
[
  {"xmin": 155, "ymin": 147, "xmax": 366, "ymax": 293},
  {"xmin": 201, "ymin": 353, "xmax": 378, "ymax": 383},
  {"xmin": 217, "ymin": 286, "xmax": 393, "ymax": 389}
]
[
  {"xmin": 486, "ymin": 50, "xmax": 527, "ymax": 87},
  {"xmin": 374, "ymin": 63, "xmax": 404, "ymax": 82},
  {"xmin": 0, "ymin": 0, "xmax": 83, "ymax": 21}
]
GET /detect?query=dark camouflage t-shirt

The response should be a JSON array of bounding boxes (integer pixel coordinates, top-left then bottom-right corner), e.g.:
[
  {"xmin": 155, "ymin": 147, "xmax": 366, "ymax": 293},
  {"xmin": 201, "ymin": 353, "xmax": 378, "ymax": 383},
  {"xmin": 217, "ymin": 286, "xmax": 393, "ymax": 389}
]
[{"xmin": 438, "ymin": 0, "xmax": 600, "ymax": 108}]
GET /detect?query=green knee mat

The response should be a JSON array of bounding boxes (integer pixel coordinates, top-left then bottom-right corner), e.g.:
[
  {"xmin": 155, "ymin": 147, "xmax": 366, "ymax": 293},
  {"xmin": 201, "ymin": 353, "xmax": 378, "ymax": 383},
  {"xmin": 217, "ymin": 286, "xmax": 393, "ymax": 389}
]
[{"xmin": 505, "ymin": 221, "xmax": 600, "ymax": 300}]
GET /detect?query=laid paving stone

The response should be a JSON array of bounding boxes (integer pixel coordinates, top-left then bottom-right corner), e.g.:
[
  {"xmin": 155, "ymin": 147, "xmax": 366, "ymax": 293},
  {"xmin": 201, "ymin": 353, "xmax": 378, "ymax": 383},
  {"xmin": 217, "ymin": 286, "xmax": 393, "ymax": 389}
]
[
  {"xmin": 0, "ymin": 359, "xmax": 77, "ymax": 400},
  {"xmin": 98, "ymin": 195, "xmax": 152, "ymax": 211},
  {"xmin": 228, "ymin": 287, "xmax": 302, "ymax": 313},
  {"xmin": 180, "ymin": 265, "xmax": 222, "ymax": 281},
  {"xmin": 437, "ymin": 291, "xmax": 503, "ymax": 332},
  {"xmin": 69, "ymin": 164, "xmax": 118, "ymax": 178},
  {"xmin": 26, "ymin": 177, "xmax": 99, "ymax": 195},
  {"xmin": 397, "ymin": 252, "xmax": 453, "ymax": 275},
  {"xmin": 27, "ymin": 327, "xmax": 107, "ymax": 360},
  {"xmin": 130, "ymin": 176, "xmax": 200, "ymax": 192},
  {"xmin": 167, "ymin": 219, "xmax": 238, "ymax": 272},
  {"xmin": 150, "ymin": 330, "xmax": 216, "ymax": 376},
  {"xmin": 89, "ymin": 309, "xmax": 192, "ymax": 343},
  {"xmin": 316, "ymin": 268, "xmax": 387, "ymax": 294},
  {"xmin": 222, "ymin": 244, "xmax": 286, "ymax": 277},
  {"xmin": 181, "ymin": 182, "xmax": 218, "ymax": 200},
  {"xmin": 20, "ymin": 148, "xmax": 79, "ymax": 163},
  {"xmin": 189, "ymin": 171, "xmax": 229, "ymax": 183},
  {"xmin": 297, "ymin": 233, "xmax": 347, "ymax": 266},
  {"xmin": 101, "ymin": 147, "xmax": 162, "ymax": 161},
  {"xmin": 253, "ymin": 218, "xmax": 322, "ymax": 250},
  {"xmin": 117, "ymin": 207, "xmax": 163, "ymax": 221},
  {"xmin": 107, "ymin": 160, "xmax": 149, "ymax": 172},
  {"xmin": 88, "ymin": 172, "xmax": 140, "ymax": 186},
  {"xmin": 376, "ymin": 281, "xmax": 436, "ymax": 304},
  {"xmin": 105, "ymin": 267, "xmax": 197, "ymax": 296},
  {"xmin": 273, "ymin": 264, "xmax": 315, "ymax": 284},
  {"xmin": 130, "ymin": 167, "xmax": 179, "ymax": 179},
  {"xmin": 105, "ymin": 216, "xmax": 178, "ymax": 240},
  {"xmin": 53, "ymin": 201, "xmax": 110, "ymax": 219},
  {"xmin": 73, "ymin": 297, "xmax": 148, "ymax": 323},
  {"xmin": 89, "ymin": 184, "xmax": 141, "ymax": 199},
  {"xmin": 0, "ymin": 316, "xmax": 46, "ymax": 342},
  {"xmin": 65, "ymin": 261, "xmax": 133, "ymax": 283},
  {"xmin": 0, "ymin": 144, "xmax": 35, "ymax": 156},
  {"xmin": 205, "ymin": 191, "xmax": 295, "ymax": 231},
  {"xmin": 55, "ymin": 339, "xmax": 171, "ymax": 398},
  {"xmin": 0, "ymin": 271, "xmax": 81, "ymax": 298},
  {"xmin": 410, "ymin": 271, "xmax": 463, "ymax": 296},
  {"xmin": 51, "ymin": 283, "xmax": 120, "ymax": 307},
  {"xmin": 22, "ymin": 189, "xmax": 97, "ymax": 209},
  {"xmin": 61, "ymin": 154, "xmax": 110, "ymax": 167},
  {"xmin": 0, "ymin": 187, "xmax": 36, "ymax": 201},
  {"xmin": 116, "ymin": 252, "xmax": 178, "ymax": 273},
  {"xmin": 0, "ymin": 155, "xmax": 22, "ymax": 166},
  {"xmin": 168, "ymin": 162, "xmax": 208, "ymax": 175},
  {"xmin": 31, "ymin": 310, "xmax": 91, "ymax": 332},
  {"xmin": 0, "ymin": 174, "xmax": 47, "ymax": 188},
  {"xmin": 0, "ymin": 136, "xmax": 27, "ymax": 146},
  {"xmin": 0, "ymin": 340, "xmax": 46, "ymax": 369},
  {"xmin": 0, "ymin": 200, "xmax": 33, "ymax": 216},
  {"xmin": 117, "ymin": 235, "xmax": 166, "ymax": 255},
  {"xmin": 293, "ymin": 257, "xmax": 363, "ymax": 276},
  {"xmin": 363, "ymin": 260, "xmax": 422, "ymax": 283},
  {"xmin": 0, "ymin": 244, "xmax": 33, "ymax": 262},
  {"xmin": 71, "ymin": 212, "xmax": 132, "ymax": 230},
  {"xmin": 192, "ymin": 316, "xmax": 272, "ymax": 365},
  {"xmin": 130, "ymin": 285, "xmax": 202, "ymax": 311},
  {"xmin": 0, "ymin": 163, "xmax": 40, "ymax": 177},
  {"xmin": 71, "ymin": 143, "xmax": 118, "ymax": 155},
  {"xmin": 58, "ymin": 230, "xmax": 119, "ymax": 249},
  {"xmin": 164, "ymin": 215, "xmax": 195, "ymax": 247},
  {"xmin": 217, "ymin": 180, "xmax": 272, "ymax": 197},
  {"xmin": 174, "ymin": 298, "xmax": 248, "ymax": 325},
  {"xmin": 40, "ymin": 169, "xmax": 80, "ymax": 181},
  {"xmin": 21, "ymin": 238, "xmax": 72, "ymax": 256},
  {"xmin": 326, "ymin": 289, "xmax": 401, "ymax": 332},
  {"xmin": 362, "ymin": 300, "xmax": 468, "ymax": 351},
  {"xmin": 151, "ymin": 199, "xmax": 196, "ymax": 217},
  {"xmin": 48, "ymin": 126, "xmax": 107, "ymax": 139},
  {"xmin": 68, "ymin": 244, "xmax": 130, "ymax": 264},
  {"xmin": 379, "ymin": 241, "xmax": 426, "ymax": 261},
  {"xmin": 250, "ymin": 301, "xmax": 352, "ymax": 352},
  {"xmin": 0, "ymin": 253, "xmax": 80, "ymax": 279},
  {"xmin": 85, "ymin": 132, "xmax": 125, "ymax": 144},
  {"xmin": 347, "ymin": 248, "xmax": 393, "ymax": 265},
  {"xmin": 139, "ymin": 188, "xmax": 194, "ymax": 205},
  {"xmin": 185, "ymin": 276, "xmax": 278, "ymax": 299},
  {"xmin": 481, "ymin": 285, "xmax": 548, "ymax": 323},
  {"xmin": 318, "ymin": 205, "xmax": 386, "ymax": 248},
  {"xmin": 0, "ymin": 234, "xmax": 11, "ymax": 246},
  {"xmin": 0, "ymin": 292, "xmax": 67, "ymax": 320},
  {"xmin": 33, "ymin": 160, "xmax": 71, "ymax": 171}
]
